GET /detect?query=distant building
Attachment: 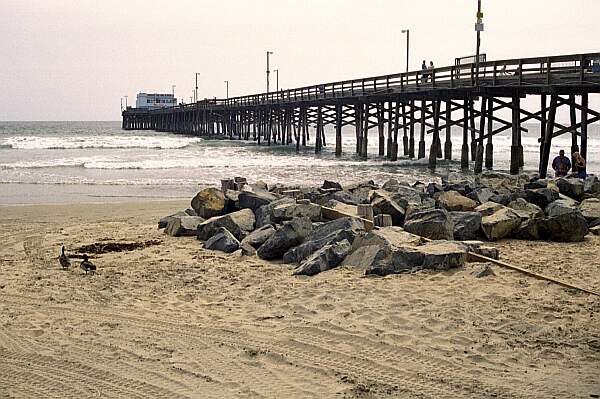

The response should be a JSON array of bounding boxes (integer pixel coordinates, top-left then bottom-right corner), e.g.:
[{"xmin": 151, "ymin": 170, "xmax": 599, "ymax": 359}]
[{"xmin": 135, "ymin": 93, "xmax": 176, "ymax": 109}]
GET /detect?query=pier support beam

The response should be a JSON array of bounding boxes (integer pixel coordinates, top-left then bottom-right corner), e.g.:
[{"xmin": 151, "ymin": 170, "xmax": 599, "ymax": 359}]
[
  {"xmin": 335, "ymin": 103, "xmax": 342, "ymax": 157},
  {"xmin": 485, "ymin": 97, "xmax": 494, "ymax": 169},
  {"xmin": 428, "ymin": 100, "xmax": 441, "ymax": 170},
  {"xmin": 408, "ymin": 100, "xmax": 415, "ymax": 158},
  {"xmin": 581, "ymin": 93, "xmax": 588, "ymax": 160},
  {"xmin": 386, "ymin": 101, "xmax": 393, "ymax": 158},
  {"xmin": 418, "ymin": 100, "xmax": 426, "ymax": 159},
  {"xmin": 510, "ymin": 95, "xmax": 521, "ymax": 175},
  {"xmin": 391, "ymin": 100, "xmax": 400, "ymax": 161},
  {"xmin": 461, "ymin": 99, "xmax": 469, "ymax": 169},
  {"xmin": 361, "ymin": 103, "xmax": 369, "ymax": 158},
  {"xmin": 378, "ymin": 102, "xmax": 385, "ymax": 156},
  {"xmin": 539, "ymin": 95, "xmax": 558, "ymax": 178},
  {"xmin": 444, "ymin": 101, "xmax": 452, "ymax": 160},
  {"xmin": 570, "ymin": 95, "xmax": 579, "ymax": 156},
  {"xmin": 402, "ymin": 102, "xmax": 408, "ymax": 156},
  {"xmin": 474, "ymin": 98, "xmax": 486, "ymax": 174}
]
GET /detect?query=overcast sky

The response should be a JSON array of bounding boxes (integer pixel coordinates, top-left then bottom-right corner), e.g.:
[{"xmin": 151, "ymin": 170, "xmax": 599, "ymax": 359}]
[{"xmin": 1, "ymin": 0, "xmax": 599, "ymax": 121}]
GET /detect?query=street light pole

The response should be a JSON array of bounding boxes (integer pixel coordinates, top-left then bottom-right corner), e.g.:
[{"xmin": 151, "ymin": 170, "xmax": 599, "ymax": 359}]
[
  {"xmin": 475, "ymin": 0, "xmax": 483, "ymax": 86},
  {"xmin": 274, "ymin": 69, "xmax": 279, "ymax": 92},
  {"xmin": 195, "ymin": 73, "xmax": 200, "ymax": 102},
  {"xmin": 401, "ymin": 29, "xmax": 410, "ymax": 72},
  {"xmin": 266, "ymin": 51, "xmax": 273, "ymax": 93},
  {"xmin": 224, "ymin": 80, "xmax": 229, "ymax": 99}
]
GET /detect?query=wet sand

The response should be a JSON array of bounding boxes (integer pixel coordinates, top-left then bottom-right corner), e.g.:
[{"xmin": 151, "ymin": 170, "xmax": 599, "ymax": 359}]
[{"xmin": 0, "ymin": 201, "xmax": 599, "ymax": 398}]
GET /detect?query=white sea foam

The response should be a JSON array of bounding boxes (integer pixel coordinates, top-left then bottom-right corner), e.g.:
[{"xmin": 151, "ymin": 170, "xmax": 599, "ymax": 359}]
[{"xmin": 0, "ymin": 135, "xmax": 202, "ymax": 150}]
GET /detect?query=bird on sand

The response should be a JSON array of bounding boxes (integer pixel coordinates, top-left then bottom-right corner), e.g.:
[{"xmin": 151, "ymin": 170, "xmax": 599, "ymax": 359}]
[
  {"xmin": 80, "ymin": 254, "xmax": 96, "ymax": 275},
  {"xmin": 58, "ymin": 246, "xmax": 70, "ymax": 270}
]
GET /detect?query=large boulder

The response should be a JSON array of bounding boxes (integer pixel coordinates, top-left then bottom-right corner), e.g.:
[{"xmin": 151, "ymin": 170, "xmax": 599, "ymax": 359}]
[
  {"xmin": 158, "ymin": 210, "xmax": 188, "ymax": 229},
  {"xmin": 283, "ymin": 217, "xmax": 365, "ymax": 264},
  {"xmin": 556, "ymin": 178, "xmax": 584, "ymax": 201},
  {"xmin": 196, "ymin": 209, "xmax": 255, "ymax": 241},
  {"xmin": 481, "ymin": 207, "xmax": 521, "ymax": 241},
  {"xmin": 467, "ymin": 187, "xmax": 496, "ymax": 204},
  {"xmin": 165, "ymin": 216, "xmax": 206, "ymax": 237},
  {"xmin": 507, "ymin": 198, "xmax": 544, "ymax": 219},
  {"xmin": 352, "ymin": 226, "xmax": 424, "ymax": 255},
  {"xmin": 341, "ymin": 245, "xmax": 389, "ymax": 270},
  {"xmin": 204, "ymin": 227, "xmax": 240, "ymax": 253},
  {"xmin": 437, "ymin": 191, "xmax": 477, "ymax": 211},
  {"xmin": 525, "ymin": 188, "xmax": 559, "ymax": 209},
  {"xmin": 366, "ymin": 241, "xmax": 468, "ymax": 276},
  {"xmin": 371, "ymin": 196, "xmax": 405, "ymax": 225},
  {"xmin": 240, "ymin": 224, "xmax": 276, "ymax": 249},
  {"xmin": 543, "ymin": 211, "xmax": 589, "ymax": 242},
  {"xmin": 475, "ymin": 201, "xmax": 504, "ymax": 217},
  {"xmin": 579, "ymin": 198, "xmax": 600, "ymax": 222},
  {"xmin": 450, "ymin": 211, "xmax": 482, "ymax": 240},
  {"xmin": 191, "ymin": 188, "xmax": 226, "ymax": 218},
  {"xmin": 257, "ymin": 217, "xmax": 313, "ymax": 260},
  {"xmin": 545, "ymin": 199, "xmax": 579, "ymax": 218},
  {"xmin": 322, "ymin": 180, "xmax": 343, "ymax": 191},
  {"xmin": 255, "ymin": 197, "xmax": 295, "ymax": 227},
  {"xmin": 584, "ymin": 175, "xmax": 600, "ymax": 194},
  {"xmin": 403, "ymin": 209, "xmax": 454, "ymax": 240},
  {"xmin": 293, "ymin": 240, "xmax": 352, "ymax": 276},
  {"xmin": 238, "ymin": 190, "xmax": 279, "ymax": 212},
  {"xmin": 330, "ymin": 190, "xmax": 360, "ymax": 206},
  {"xmin": 272, "ymin": 203, "xmax": 322, "ymax": 222}
]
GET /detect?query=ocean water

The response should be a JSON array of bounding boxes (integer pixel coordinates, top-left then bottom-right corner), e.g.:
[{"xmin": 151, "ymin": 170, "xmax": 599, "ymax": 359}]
[{"xmin": 0, "ymin": 121, "xmax": 598, "ymax": 204}]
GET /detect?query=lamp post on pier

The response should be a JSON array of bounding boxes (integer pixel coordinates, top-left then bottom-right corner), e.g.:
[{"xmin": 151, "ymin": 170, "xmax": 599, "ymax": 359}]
[
  {"xmin": 266, "ymin": 51, "xmax": 273, "ymax": 93},
  {"xmin": 195, "ymin": 73, "xmax": 200, "ymax": 103},
  {"xmin": 274, "ymin": 69, "xmax": 279, "ymax": 92},
  {"xmin": 401, "ymin": 29, "xmax": 410, "ymax": 72},
  {"xmin": 224, "ymin": 80, "xmax": 229, "ymax": 99},
  {"xmin": 475, "ymin": 0, "xmax": 483, "ymax": 86}
]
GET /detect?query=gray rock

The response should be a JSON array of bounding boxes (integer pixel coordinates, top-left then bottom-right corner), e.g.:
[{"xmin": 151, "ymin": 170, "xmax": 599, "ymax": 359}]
[
  {"xmin": 471, "ymin": 265, "xmax": 496, "ymax": 278},
  {"xmin": 341, "ymin": 245, "xmax": 389, "ymax": 269},
  {"xmin": 293, "ymin": 240, "xmax": 352, "ymax": 276},
  {"xmin": 272, "ymin": 203, "xmax": 323, "ymax": 222},
  {"xmin": 556, "ymin": 178, "xmax": 584, "ymax": 201},
  {"xmin": 165, "ymin": 216, "xmax": 206, "ymax": 237},
  {"xmin": 461, "ymin": 241, "xmax": 500, "ymax": 260},
  {"xmin": 403, "ymin": 209, "xmax": 454, "ymax": 240},
  {"xmin": 524, "ymin": 179, "xmax": 548, "ymax": 190},
  {"xmin": 255, "ymin": 197, "xmax": 295, "ymax": 227},
  {"xmin": 467, "ymin": 188, "xmax": 496, "ymax": 204},
  {"xmin": 481, "ymin": 206, "xmax": 521, "ymax": 241},
  {"xmin": 191, "ymin": 187, "xmax": 226, "ymax": 218},
  {"xmin": 366, "ymin": 240, "xmax": 468, "ymax": 276},
  {"xmin": 282, "ymin": 217, "xmax": 365, "ymax": 264},
  {"xmin": 450, "ymin": 211, "xmax": 482, "ymax": 240},
  {"xmin": 507, "ymin": 198, "xmax": 544, "ymax": 219},
  {"xmin": 584, "ymin": 175, "xmax": 600, "ymax": 194},
  {"xmin": 475, "ymin": 201, "xmax": 504, "ymax": 217},
  {"xmin": 251, "ymin": 180, "xmax": 268, "ymax": 191},
  {"xmin": 330, "ymin": 190, "xmax": 360, "ymax": 206},
  {"xmin": 197, "ymin": 209, "xmax": 256, "ymax": 241},
  {"xmin": 352, "ymin": 226, "xmax": 424, "ymax": 255},
  {"xmin": 545, "ymin": 199, "xmax": 579, "ymax": 217},
  {"xmin": 525, "ymin": 188, "xmax": 559, "ymax": 209},
  {"xmin": 590, "ymin": 226, "xmax": 600, "ymax": 236},
  {"xmin": 437, "ymin": 191, "xmax": 477, "ymax": 211},
  {"xmin": 240, "ymin": 241, "xmax": 257, "ymax": 256},
  {"xmin": 579, "ymin": 198, "xmax": 600, "ymax": 222},
  {"xmin": 489, "ymin": 194, "xmax": 511, "ymax": 206},
  {"xmin": 184, "ymin": 208, "xmax": 197, "ymax": 216},
  {"xmin": 240, "ymin": 224, "xmax": 276, "ymax": 249},
  {"xmin": 514, "ymin": 209, "xmax": 589, "ymax": 242},
  {"xmin": 238, "ymin": 190, "xmax": 279, "ymax": 212},
  {"xmin": 257, "ymin": 217, "xmax": 313, "ymax": 260},
  {"xmin": 223, "ymin": 189, "xmax": 241, "ymax": 213},
  {"xmin": 371, "ymin": 196, "xmax": 405, "ymax": 225},
  {"xmin": 322, "ymin": 180, "xmax": 343, "ymax": 191},
  {"xmin": 158, "ymin": 210, "xmax": 188, "ymax": 229},
  {"xmin": 204, "ymin": 227, "xmax": 240, "ymax": 253}
]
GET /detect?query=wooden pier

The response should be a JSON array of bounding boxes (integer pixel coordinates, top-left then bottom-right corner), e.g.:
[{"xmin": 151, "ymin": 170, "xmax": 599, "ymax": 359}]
[{"xmin": 123, "ymin": 53, "xmax": 600, "ymax": 177}]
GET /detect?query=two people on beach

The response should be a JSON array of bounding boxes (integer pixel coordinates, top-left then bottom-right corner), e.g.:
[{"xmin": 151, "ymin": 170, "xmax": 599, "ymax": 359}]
[
  {"xmin": 552, "ymin": 149, "xmax": 586, "ymax": 179},
  {"xmin": 422, "ymin": 60, "xmax": 434, "ymax": 83}
]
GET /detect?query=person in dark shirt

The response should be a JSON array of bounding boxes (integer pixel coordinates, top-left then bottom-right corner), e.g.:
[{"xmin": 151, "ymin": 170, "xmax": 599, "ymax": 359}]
[
  {"xmin": 551, "ymin": 150, "xmax": 571, "ymax": 177},
  {"xmin": 421, "ymin": 60, "xmax": 428, "ymax": 83}
]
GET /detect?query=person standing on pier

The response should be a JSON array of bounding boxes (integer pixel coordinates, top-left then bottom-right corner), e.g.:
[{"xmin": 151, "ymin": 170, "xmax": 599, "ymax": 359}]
[
  {"xmin": 421, "ymin": 60, "xmax": 428, "ymax": 82},
  {"xmin": 428, "ymin": 61, "xmax": 435, "ymax": 81},
  {"xmin": 551, "ymin": 150, "xmax": 571, "ymax": 177}
]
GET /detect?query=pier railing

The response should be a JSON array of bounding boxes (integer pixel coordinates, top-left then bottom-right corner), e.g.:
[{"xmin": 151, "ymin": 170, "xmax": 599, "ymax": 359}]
[{"xmin": 147, "ymin": 52, "xmax": 600, "ymax": 113}]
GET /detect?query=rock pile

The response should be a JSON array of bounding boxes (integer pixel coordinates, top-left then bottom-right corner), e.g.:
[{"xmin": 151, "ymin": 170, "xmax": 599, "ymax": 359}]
[{"xmin": 158, "ymin": 172, "xmax": 599, "ymax": 276}]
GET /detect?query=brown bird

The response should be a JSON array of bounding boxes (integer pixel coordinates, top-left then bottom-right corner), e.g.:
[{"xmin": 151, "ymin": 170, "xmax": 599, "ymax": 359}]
[
  {"xmin": 80, "ymin": 254, "xmax": 96, "ymax": 275},
  {"xmin": 58, "ymin": 246, "xmax": 70, "ymax": 270}
]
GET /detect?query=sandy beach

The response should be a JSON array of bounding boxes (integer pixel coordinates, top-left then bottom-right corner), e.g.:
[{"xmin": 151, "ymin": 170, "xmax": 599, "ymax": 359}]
[{"xmin": 0, "ymin": 200, "xmax": 599, "ymax": 398}]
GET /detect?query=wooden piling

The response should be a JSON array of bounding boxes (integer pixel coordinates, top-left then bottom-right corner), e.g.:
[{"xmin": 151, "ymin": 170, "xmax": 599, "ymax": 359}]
[
  {"xmin": 444, "ymin": 101, "xmax": 452, "ymax": 160},
  {"xmin": 569, "ymin": 94, "xmax": 579, "ymax": 156},
  {"xmin": 418, "ymin": 100, "xmax": 426, "ymax": 159},
  {"xmin": 581, "ymin": 93, "xmax": 588, "ymax": 160},
  {"xmin": 510, "ymin": 95, "xmax": 521, "ymax": 175},
  {"xmin": 378, "ymin": 102, "xmax": 385, "ymax": 156},
  {"xmin": 485, "ymin": 97, "xmax": 494, "ymax": 169},
  {"xmin": 428, "ymin": 100, "xmax": 441, "ymax": 170},
  {"xmin": 408, "ymin": 100, "xmax": 415, "ymax": 158},
  {"xmin": 474, "ymin": 98, "xmax": 486, "ymax": 174},
  {"xmin": 461, "ymin": 99, "xmax": 470, "ymax": 169},
  {"xmin": 335, "ymin": 103, "xmax": 342, "ymax": 157},
  {"xmin": 539, "ymin": 94, "xmax": 558, "ymax": 178}
]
